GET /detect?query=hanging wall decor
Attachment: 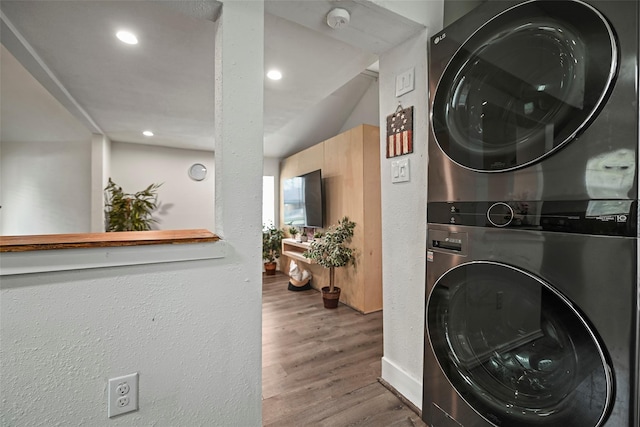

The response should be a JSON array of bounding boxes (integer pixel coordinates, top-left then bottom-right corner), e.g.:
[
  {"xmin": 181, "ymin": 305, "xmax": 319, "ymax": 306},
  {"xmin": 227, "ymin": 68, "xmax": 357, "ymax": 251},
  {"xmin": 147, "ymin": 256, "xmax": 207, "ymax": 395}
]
[{"xmin": 386, "ymin": 105, "xmax": 414, "ymax": 158}]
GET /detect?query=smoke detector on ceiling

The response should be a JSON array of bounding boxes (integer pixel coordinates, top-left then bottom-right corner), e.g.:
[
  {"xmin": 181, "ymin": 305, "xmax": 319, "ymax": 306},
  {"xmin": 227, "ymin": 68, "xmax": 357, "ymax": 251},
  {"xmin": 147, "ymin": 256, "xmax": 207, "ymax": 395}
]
[{"xmin": 326, "ymin": 8, "xmax": 350, "ymax": 29}]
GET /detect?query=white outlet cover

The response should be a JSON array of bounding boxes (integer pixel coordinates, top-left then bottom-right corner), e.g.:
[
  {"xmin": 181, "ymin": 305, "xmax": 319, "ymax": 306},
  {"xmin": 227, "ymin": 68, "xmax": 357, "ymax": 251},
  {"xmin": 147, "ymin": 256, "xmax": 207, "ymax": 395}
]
[{"xmin": 108, "ymin": 373, "xmax": 138, "ymax": 418}]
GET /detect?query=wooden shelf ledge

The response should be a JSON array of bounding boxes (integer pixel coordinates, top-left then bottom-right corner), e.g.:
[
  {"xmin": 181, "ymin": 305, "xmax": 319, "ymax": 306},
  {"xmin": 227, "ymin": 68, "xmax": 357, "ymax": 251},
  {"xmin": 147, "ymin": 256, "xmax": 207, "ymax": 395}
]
[
  {"xmin": 282, "ymin": 238, "xmax": 315, "ymax": 265},
  {"xmin": 0, "ymin": 229, "xmax": 219, "ymax": 252}
]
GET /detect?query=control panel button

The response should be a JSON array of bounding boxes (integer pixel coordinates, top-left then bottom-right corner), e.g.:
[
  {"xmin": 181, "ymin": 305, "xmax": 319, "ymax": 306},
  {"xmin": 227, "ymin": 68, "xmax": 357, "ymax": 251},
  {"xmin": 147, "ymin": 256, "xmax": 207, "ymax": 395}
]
[{"xmin": 487, "ymin": 202, "xmax": 514, "ymax": 227}]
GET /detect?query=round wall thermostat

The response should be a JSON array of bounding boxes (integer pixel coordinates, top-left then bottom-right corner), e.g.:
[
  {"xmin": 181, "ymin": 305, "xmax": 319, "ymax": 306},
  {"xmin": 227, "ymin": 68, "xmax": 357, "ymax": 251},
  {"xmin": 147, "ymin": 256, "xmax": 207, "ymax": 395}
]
[{"xmin": 188, "ymin": 163, "xmax": 207, "ymax": 181}]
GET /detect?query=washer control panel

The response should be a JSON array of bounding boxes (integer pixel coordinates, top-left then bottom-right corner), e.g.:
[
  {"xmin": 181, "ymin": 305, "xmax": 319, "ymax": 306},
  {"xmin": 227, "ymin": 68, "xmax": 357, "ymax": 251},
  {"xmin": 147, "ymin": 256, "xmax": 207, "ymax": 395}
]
[
  {"xmin": 428, "ymin": 228, "xmax": 468, "ymax": 256},
  {"xmin": 427, "ymin": 200, "xmax": 637, "ymax": 237}
]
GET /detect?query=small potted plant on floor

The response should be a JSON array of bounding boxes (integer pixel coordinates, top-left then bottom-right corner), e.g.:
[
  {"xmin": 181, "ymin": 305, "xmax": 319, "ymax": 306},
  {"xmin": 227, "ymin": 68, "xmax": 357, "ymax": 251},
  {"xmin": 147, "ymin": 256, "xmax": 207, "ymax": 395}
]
[
  {"xmin": 263, "ymin": 224, "xmax": 284, "ymax": 275},
  {"xmin": 303, "ymin": 216, "xmax": 356, "ymax": 309}
]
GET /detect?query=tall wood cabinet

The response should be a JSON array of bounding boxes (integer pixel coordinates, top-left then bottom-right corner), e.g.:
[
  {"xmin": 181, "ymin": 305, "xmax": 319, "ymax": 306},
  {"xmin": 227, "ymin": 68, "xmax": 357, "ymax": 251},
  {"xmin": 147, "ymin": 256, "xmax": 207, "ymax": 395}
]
[{"xmin": 280, "ymin": 124, "xmax": 382, "ymax": 314}]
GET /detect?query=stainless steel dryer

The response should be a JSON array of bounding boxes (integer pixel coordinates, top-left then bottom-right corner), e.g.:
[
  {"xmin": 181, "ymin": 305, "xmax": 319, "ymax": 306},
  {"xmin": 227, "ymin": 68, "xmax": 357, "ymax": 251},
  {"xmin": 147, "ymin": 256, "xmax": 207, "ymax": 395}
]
[
  {"xmin": 427, "ymin": 0, "xmax": 638, "ymax": 202},
  {"xmin": 422, "ymin": 200, "xmax": 638, "ymax": 427}
]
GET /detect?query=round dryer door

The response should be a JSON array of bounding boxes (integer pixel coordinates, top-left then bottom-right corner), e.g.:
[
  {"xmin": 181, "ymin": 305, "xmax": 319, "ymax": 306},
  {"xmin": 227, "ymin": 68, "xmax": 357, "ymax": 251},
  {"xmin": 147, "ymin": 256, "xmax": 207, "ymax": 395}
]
[
  {"xmin": 432, "ymin": 0, "xmax": 617, "ymax": 172},
  {"xmin": 427, "ymin": 261, "xmax": 612, "ymax": 427}
]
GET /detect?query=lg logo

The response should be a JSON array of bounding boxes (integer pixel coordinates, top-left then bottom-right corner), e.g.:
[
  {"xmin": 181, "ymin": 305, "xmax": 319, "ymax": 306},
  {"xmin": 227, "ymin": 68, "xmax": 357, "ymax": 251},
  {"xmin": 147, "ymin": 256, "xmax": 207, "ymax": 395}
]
[{"xmin": 434, "ymin": 33, "xmax": 446, "ymax": 44}]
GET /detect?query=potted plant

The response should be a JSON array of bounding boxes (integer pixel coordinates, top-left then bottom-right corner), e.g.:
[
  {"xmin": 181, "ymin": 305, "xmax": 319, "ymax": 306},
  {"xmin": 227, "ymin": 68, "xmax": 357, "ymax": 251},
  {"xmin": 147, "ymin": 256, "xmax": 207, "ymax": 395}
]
[
  {"xmin": 104, "ymin": 178, "xmax": 162, "ymax": 232},
  {"xmin": 288, "ymin": 225, "xmax": 308, "ymax": 242},
  {"xmin": 263, "ymin": 224, "xmax": 284, "ymax": 275},
  {"xmin": 288, "ymin": 225, "xmax": 300, "ymax": 239},
  {"xmin": 303, "ymin": 216, "xmax": 356, "ymax": 309}
]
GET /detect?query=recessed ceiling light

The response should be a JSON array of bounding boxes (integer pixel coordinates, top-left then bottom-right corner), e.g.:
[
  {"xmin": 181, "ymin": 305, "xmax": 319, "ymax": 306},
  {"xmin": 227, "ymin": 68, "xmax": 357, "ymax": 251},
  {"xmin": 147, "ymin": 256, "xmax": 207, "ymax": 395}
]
[
  {"xmin": 116, "ymin": 30, "xmax": 138, "ymax": 45},
  {"xmin": 143, "ymin": 130, "xmax": 154, "ymax": 137},
  {"xmin": 267, "ymin": 70, "xmax": 282, "ymax": 80}
]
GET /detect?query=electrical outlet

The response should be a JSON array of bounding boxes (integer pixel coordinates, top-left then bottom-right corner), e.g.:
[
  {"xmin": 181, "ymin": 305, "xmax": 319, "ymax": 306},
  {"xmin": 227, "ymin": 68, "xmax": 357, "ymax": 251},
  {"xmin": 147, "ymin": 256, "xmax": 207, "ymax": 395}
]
[
  {"xmin": 116, "ymin": 382, "xmax": 130, "ymax": 395},
  {"xmin": 117, "ymin": 396, "xmax": 129, "ymax": 407},
  {"xmin": 108, "ymin": 373, "xmax": 138, "ymax": 418}
]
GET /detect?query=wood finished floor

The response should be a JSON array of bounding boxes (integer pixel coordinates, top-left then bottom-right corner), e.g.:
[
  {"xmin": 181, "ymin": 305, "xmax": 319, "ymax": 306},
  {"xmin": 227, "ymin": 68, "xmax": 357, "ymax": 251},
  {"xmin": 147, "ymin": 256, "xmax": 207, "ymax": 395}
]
[{"xmin": 262, "ymin": 272, "xmax": 426, "ymax": 427}]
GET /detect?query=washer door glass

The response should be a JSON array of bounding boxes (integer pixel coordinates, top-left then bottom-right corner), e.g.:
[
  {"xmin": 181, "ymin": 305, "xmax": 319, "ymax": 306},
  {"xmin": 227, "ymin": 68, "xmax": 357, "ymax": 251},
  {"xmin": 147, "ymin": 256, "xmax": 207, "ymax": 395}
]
[
  {"xmin": 427, "ymin": 262, "xmax": 612, "ymax": 427},
  {"xmin": 432, "ymin": 0, "xmax": 617, "ymax": 172}
]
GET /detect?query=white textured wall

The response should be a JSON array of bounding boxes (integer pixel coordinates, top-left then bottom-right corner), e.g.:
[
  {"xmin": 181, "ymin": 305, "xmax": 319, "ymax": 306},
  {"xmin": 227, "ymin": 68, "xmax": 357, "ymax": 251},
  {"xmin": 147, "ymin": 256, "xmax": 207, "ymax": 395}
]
[
  {"xmin": 0, "ymin": 139, "xmax": 92, "ymax": 235},
  {"xmin": 340, "ymin": 79, "xmax": 379, "ymax": 133},
  {"xmin": 378, "ymin": 1, "xmax": 443, "ymax": 409},
  {"xmin": 0, "ymin": 258, "xmax": 259, "ymax": 426},
  {"xmin": 91, "ymin": 134, "xmax": 111, "ymax": 232},
  {"xmin": 264, "ymin": 156, "xmax": 280, "ymax": 225},
  {"xmin": 0, "ymin": 44, "xmax": 93, "ymax": 236},
  {"xmin": 110, "ymin": 142, "xmax": 215, "ymax": 231}
]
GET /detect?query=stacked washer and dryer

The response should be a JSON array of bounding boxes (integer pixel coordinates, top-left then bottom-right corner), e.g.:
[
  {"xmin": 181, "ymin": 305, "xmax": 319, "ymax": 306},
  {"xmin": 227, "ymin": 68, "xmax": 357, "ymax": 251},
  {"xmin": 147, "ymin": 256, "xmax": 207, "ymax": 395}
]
[{"xmin": 423, "ymin": 1, "xmax": 639, "ymax": 426}]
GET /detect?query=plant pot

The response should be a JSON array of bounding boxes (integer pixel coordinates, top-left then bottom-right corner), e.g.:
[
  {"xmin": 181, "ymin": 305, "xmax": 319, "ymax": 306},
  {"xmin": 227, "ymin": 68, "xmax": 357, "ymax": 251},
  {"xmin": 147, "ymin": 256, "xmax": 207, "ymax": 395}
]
[
  {"xmin": 264, "ymin": 262, "xmax": 277, "ymax": 275},
  {"xmin": 288, "ymin": 276, "xmax": 312, "ymax": 291},
  {"xmin": 321, "ymin": 286, "xmax": 341, "ymax": 309}
]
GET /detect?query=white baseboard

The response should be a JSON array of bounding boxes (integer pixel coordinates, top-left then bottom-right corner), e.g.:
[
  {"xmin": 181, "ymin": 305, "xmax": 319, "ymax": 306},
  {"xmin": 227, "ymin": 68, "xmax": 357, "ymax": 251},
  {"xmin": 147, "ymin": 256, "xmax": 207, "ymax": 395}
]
[{"xmin": 381, "ymin": 356, "xmax": 423, "ymax": 410}]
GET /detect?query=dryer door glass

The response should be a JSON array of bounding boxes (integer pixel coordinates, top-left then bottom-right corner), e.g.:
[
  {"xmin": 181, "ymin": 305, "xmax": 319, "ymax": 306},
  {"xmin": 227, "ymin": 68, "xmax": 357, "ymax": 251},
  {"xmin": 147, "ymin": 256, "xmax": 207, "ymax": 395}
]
[
  {"xmin": 427, "ymin": 261, "xmax": 612, "ymax": 427},
  {"xmin": 432, "ymin": 0, "xmax": 616, "ymax": 172}
]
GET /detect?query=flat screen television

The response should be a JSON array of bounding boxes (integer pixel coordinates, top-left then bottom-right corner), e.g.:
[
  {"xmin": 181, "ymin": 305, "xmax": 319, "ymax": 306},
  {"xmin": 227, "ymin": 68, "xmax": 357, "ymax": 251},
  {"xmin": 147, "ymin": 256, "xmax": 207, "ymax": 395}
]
[{"xmin": 283, "ymin": 169, "xmax": 324, "ymax": 228}]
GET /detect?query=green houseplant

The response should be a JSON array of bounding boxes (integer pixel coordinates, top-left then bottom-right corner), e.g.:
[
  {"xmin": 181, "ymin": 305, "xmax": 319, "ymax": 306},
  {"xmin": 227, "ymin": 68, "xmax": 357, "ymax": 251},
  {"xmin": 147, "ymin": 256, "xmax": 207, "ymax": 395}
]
[
  {"xmin": 288, "ymin": 224, "xmax": 308, "ymax": 242},
  {"xmin": 303, "ymin": 216, "xmax": 356, "ymax": 309},
  {"xmin": 263, "ymin": 224, "xmax": 285, "ymax": 275},
  {"xmin": 288, "ymin": 225, "xmax": 300, "ymax": 238},
  {"xmin": 104, "ymin": 178, "xmax": 162, "ymax": 232}
]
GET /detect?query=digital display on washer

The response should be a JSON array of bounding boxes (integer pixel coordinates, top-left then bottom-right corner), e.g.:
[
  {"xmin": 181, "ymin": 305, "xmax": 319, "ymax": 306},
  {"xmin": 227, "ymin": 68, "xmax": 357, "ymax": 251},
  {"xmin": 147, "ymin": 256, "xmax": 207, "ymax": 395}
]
[{"xmin": 427, "ymin": 200, "xmax": 637, "ymax": 237}]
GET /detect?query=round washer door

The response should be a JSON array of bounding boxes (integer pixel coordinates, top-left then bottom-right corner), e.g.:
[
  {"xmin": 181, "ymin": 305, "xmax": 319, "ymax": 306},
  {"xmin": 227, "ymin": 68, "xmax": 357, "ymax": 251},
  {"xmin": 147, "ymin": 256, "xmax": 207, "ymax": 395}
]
[
  {"xmin": 432, "ymin": 0, "xmax": 617, "ymax": 172},
  {"xmin": 427, "ymin": 261, "xmax": 612, "ymax": 427}
]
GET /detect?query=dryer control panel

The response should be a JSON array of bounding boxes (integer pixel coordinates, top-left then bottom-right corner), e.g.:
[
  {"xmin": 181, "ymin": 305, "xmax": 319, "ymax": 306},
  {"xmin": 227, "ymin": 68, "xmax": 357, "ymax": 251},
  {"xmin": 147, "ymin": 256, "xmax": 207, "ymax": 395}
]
[
  {"xmin": 427, "ymin": 200, "xmax": 637, "ymax": 237},
  {"xmin": 428, "ymin": 228, "xmax": 468, "ymax": 256}
]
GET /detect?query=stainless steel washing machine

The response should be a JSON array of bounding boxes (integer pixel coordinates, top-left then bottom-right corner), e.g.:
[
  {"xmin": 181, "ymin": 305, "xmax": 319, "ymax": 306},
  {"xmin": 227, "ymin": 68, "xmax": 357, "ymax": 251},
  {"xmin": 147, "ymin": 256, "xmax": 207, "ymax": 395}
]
[
  {"xmin": 427, "ymin": 0, "xmax": 638, "ymax": 202},
  {"xmin": 422, "ymin": 200, "xmax": 638, "ymax": 426}
]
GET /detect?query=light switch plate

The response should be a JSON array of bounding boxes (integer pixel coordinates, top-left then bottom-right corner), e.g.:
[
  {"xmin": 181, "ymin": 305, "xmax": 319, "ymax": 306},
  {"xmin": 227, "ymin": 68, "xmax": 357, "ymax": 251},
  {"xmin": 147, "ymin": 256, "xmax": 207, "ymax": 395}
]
[
  {"xmin": 395, "ymin": 68, "xmax": 415, "ymax": 97},
  {"xmin": 391, "ymin": 158, "xmax": 410, "ymax": 183}
]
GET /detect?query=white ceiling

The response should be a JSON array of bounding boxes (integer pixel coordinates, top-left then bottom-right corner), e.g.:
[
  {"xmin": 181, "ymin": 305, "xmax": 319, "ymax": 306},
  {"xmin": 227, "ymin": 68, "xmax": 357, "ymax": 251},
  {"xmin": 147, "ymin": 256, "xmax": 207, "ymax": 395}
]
[{"xmin": 0, "ymin": 0, "xmax": 424, "ymax": 159}]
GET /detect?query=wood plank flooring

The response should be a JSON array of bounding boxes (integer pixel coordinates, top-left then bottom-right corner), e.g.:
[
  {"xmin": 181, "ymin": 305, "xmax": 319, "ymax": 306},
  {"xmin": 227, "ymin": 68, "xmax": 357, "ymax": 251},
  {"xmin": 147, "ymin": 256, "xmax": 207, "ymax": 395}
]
[{"xmin": 262, "ymin": 272, "xmax": 426, "ymax": 427}]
